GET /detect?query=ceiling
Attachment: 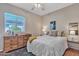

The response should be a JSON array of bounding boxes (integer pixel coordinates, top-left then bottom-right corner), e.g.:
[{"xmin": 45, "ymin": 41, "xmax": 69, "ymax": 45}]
[{"xmin": 10, "ymin": 3, "xmax": 73, "ymax": 16}]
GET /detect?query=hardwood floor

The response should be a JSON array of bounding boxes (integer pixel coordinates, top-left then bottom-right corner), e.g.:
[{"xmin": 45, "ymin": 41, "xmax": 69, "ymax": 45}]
[{"xmin": 64, "ymin": 48, "xmax": 79, "ymax": 56}]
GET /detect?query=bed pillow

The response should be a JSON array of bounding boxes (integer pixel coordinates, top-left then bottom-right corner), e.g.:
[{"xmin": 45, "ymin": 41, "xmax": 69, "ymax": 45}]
[
  {"xmin": 57, "ymin": 31, "xmax": 65, "ymax": 37},
  {"xmin": 57, "ymin": 31, "xmax": 62, "ymax": 36},
  {"xmin": 61, "ymin": 31, "xmax": 65, "ymax": 37},
  {"xmin": 29, "ymin": 35, "xmax": 37, "ymax": 43},
  {"xmin": 49, "ymin": 31, "xmax": 57, "ymax": 37}
]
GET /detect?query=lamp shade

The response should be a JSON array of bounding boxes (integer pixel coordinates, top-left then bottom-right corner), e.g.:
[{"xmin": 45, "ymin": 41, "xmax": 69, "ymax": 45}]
[
  {"xmin": 70, "ymin": 30, "xmax": 75, "ymax": 35},
  {"xmin": 42, "ymin": 26, "xmax": 47, "ymax": 34}
]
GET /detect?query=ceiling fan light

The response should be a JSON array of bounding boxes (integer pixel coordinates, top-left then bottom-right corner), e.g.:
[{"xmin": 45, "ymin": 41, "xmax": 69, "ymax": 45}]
[
  {"xmin": 38, "ymin": 4, "xmax": 41, "ymax": 8},
  {"xmin": 32, "ymin": 3, "xmax": 45, "ymax": 11},
  {"xmin": 34, "ymin": 3, "xmax": 41, "ymax": 8},
  {"xmin": 34, "ymin": 4, "xmax": 38, "ymax": 8}
]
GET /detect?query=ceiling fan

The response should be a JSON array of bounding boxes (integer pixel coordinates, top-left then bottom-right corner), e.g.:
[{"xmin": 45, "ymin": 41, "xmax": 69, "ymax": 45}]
[{"xmin": 31, "ymin": 3, "xmax": 45, "ymax": 11}]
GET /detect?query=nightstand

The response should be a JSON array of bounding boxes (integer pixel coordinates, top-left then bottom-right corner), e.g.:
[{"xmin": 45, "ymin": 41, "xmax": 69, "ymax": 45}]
[{"xmin": 67, "ymin": 36, "xmax": 79, "ymax": 50}]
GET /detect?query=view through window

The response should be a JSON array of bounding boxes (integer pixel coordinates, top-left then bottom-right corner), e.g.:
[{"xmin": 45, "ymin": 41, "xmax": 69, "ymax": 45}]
[{"xmin": 4, "ymin": 12, "xmax": 25, "ymax": 34}]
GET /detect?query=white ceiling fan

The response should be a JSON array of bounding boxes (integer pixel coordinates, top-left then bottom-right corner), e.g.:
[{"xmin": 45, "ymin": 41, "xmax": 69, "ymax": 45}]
[{"xmin": 31, "ymin": 3, "xmax": 45, "ymax": 11}]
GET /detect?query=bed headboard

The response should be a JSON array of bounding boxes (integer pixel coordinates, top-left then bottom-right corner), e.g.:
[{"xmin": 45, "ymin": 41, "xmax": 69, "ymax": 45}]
[{"xmin": 49, "ymin": 31, "xmax": 66, "ymax": 37}]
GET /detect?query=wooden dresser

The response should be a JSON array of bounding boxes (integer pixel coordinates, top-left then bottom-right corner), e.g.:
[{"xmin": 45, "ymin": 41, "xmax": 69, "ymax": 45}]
[{"xmin": 4, "ymin": 34, "xmax": 31, "ymax": 52}]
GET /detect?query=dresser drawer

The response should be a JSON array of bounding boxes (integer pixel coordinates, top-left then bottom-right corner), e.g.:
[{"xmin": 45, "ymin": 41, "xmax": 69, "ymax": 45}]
[
  {"xmin": 11, "ymin": 45, "xmax": 17, "ymax": 49},
  {"xmin": 18, "ymin": 36, "xmax": 23, "ymax": 39},
  {"xmin": 4, "ymin": 47, "xmax": 12, "ymax": 52},
  {"xmin": 18, "ymin": 43, "xmax": 23, "ymax": 48},
  {"xmin": 4, "ymin": 43, "xmax": 11, "ymax": 47},
  {"xmin": 24, "ymin": 40, "xmax": 27, "ymax": 44},
  {"xmin": 12, "ymin": 41, "xmax": 17, "ymax": 45},
  {"xmin": 18, "ymin": 42, "xmax": 23, "ymax": 45},
  {"xmin": 24, "ymin": 39, "xmax": 27, "ymax": 42},
  {"xmin": 24, "ymin": 37, "xmax": 28, "ymax": 39},
  {"xmin": 18, "ymin": 45, "xmax": 23, "ymax": 48},
  {"xmin": 18, "ymin": 40, "xmax": 23, "ymax": 43},
  {"xmin": 12, "ymin": 39, "xmax": 17, "ymax": 41},
  {"xmin": 4, "ymin": 39, "xmax": 11, "ymax": 43}
]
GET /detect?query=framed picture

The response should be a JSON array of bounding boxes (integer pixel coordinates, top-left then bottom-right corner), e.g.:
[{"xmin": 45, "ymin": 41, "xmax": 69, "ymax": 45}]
[{"xmin": 50, "ymin": 21, "xmax": 56, "ymax": 30}]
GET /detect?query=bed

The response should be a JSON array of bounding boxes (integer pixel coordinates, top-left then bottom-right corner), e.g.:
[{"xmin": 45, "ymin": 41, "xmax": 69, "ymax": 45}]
[{"xmin": 27, "ymin": 35, "xmax": 68, "ymax": 56}]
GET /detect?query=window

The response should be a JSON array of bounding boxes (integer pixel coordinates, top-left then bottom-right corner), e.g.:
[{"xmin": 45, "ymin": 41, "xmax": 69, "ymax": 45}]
[
  {"xmin": 50, "ymin": 21, "xmax": 56, "ymax": 30},
  {"xmin": 4, "ymin": 12, "xmax": 25, "ymax": 33}
]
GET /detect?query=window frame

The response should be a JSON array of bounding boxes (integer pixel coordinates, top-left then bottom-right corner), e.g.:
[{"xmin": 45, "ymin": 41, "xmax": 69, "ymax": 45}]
[{"xmin": 4, "ymin": 12, "xmax": 25, "ymax": 33}]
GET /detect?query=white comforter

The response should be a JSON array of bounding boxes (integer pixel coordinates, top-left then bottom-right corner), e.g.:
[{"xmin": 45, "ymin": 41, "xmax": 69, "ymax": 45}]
[{"xmin": 27, "ymin": 35, "xmax": 68, "ymax": 56}]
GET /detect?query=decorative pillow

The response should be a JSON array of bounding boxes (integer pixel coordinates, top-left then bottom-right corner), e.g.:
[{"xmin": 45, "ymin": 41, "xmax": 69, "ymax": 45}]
[
  {"xmin": 57, "ymin": 31, "xmax": 65, "ymax": 37},
  {"xmin": 61, "ymin": 31, "xmax": 65, "ymax": 37},
  {"xmin": 29, "ymin": 35, "xmax": 37, "ymax": 43},
  {"xmin": 49, "ymin": 31, "xmax": 65, "ymax": 37},
  {"xmin": 49, "ymin": 31, "xmax": 58, "ymax": 37},
  {"xmin": 57, "ymin": 31, "xmax": 61, "ymax": 36}
]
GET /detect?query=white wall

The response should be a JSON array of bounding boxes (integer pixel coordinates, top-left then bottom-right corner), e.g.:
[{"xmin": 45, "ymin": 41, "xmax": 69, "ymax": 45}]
[
  {"xmin": 0, "ymin": 3, "xmax": 42, "ymax": 51},
  {"xmin": 42, "ymin": 4, "xmax": 79, "ymax": 34}
]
